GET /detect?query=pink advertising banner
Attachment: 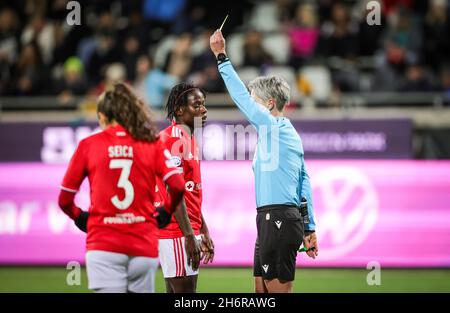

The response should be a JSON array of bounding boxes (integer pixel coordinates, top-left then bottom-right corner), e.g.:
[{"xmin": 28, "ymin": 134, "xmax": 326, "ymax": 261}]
[{"xmin": 1, "ymin": 161, "xmax": 450, "ymax": 267}]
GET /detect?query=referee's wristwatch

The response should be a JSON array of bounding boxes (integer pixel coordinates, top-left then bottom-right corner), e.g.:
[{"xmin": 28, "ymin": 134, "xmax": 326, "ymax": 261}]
[{"xmin": 216, "ymin": 53, "xmax": 229, "ymax": 65}]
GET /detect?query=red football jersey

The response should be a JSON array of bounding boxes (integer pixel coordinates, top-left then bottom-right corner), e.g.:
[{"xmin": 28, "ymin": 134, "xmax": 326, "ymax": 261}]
[
  {"xmin": 61, "ymin": 124, "xmax": 182, "ymax": 257},
  {"xmin": 156, "ymin": 123, "xmax": 203, "ymax": 238}
]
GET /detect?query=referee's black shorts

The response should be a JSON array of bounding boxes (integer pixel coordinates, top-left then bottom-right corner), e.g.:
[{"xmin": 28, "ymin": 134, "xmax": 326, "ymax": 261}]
[{"xmin": 253, "ymin": 205, "xmax": 304, "ymax": 282}]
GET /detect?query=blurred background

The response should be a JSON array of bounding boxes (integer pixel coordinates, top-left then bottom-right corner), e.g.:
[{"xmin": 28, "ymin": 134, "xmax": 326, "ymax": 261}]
[{"xmin": 1, "ymin": 0, "xmax": 450, "ymax": 292}]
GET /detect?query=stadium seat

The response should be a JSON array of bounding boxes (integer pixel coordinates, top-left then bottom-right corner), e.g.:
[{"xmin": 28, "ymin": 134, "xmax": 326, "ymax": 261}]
[
  {"xmin": 153, "ymin": 35, "xmax": 176, "ymax": 68},
  {"xmin": 298, "ymin": 66, "xmax": 332, "ymax": 101},
  {"xmin": 248, "ymin": 2, "xmax": 281, "ymax": 32},
  {"xmin": 226, "ymin": 33, "xmax": 245, "ymax": 67},
  {"xmin": 190, "ymin": 33, "xmax": 207, "ymax": 57},
  {"xmin": 237, "ymin": 67, "xmax": 260, "ymax": 84},
  {"xmin": 262, "ymin": 33, "xmax": 290, "ymax": 65},
  {"xmin": 359, "ymin": 72, "xmax": 374, "ymax": 92}
]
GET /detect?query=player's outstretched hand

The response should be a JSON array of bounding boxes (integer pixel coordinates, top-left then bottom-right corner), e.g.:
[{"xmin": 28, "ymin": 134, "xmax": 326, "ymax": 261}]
[
  {"xmin": 153, "ymin": 206, "xmax": 172, "ymax": 228},
  {"xmin": 303, "ymin": 231, "xmax": 319, "ymax": 259},
  {"xmin": 200, "ymin": 233, "xmax": 215, "ymax": 264},
  {"xmin": 74, "ymin": 211, "xmax": 89, "ymax": 233},
  {"xmin": 185, "ymin": 234, "xmax": 201, "ymax": 271},
  {"xmin": 209, "ymin": 29, "xmax": 226, "ymax": 57}
]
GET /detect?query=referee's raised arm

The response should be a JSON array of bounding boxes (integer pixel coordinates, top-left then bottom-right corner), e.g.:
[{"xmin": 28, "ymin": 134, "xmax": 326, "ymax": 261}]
[{"xmin": 209, "ymin": 29, "xmax": 272, "ymax": 129}]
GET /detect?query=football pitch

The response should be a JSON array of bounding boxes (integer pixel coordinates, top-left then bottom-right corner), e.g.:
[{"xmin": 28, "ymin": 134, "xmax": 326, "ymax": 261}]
[{"xmin": 1, "ymin": 267, "xmax": 450, "ymax": 293}]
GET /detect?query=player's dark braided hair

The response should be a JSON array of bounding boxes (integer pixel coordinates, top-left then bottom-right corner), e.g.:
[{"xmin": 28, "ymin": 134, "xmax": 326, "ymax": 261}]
[
  {"xmin": 165, "ymin": 82, "xmax": 206, "ymax": 121},
  {"xmin": 97, "ymin": 83, "xmax": 158, "ymax": 142}
]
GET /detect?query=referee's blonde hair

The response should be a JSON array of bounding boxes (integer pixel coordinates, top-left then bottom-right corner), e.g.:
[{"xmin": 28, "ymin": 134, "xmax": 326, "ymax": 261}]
[{"xmin": 248, "ymin": 75, "xmax": 290, "ymax": 111}]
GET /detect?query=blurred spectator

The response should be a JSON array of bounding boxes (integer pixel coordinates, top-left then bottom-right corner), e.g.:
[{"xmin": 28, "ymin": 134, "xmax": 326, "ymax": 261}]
[
  {"xmin": 0, "ymin": 0, "xmax": 448, "ymax": 101},
  {"xmin": 133, "ymin": 54, "xmax": 151, "ymax": 104},
  {"xmin": 423, "ymin": 0, "xmax": 450, "ymax": 72},
  {"xmin": 95, "ymin": 62, "xmax": 127, "ymax": 96},
  {"xmin": 317, "ymin": 3, "xmax": 358, "ymax": 59},
  {"xmin": 121, "ymin": 35, "xmax": 144, "ymax": 82},
  {"xmin": 144, "ymin": 56, "xmax": 179, "ymax": 108},
  {"xmin": 0, "ymin": 8, "xmax": 20, "ymax": 94},
  {"xmin": 188, "ymin": 29, "xmax": 224, "ymax": 92},
  {"xmin": 21, "ymin": 14, "xmax": 55, "ymax": 65},
  {"xmin": 384, "ymin": 6, "xmax": 422, "ymax": 59},
  {"xmin": 357, "ymin": 0, "xmax": 386, "ymax": 56},
  {"xmin": 400, "ymin": 63, "xmax": 437, "ymax": 92},
  {"xmin": 0, "ymin": 56, "xmax": 10, "ymax": 95},
  {"xmin": 438, "ymin": 66, "xmax": 450, "ymax": 96},
  {"xmin": 9, "ymin": 41, "xmax": 50, "ymax": 95},
  {"xmin": 53, "ymin": 57, "xmax": 88, "ymax": 100},
  {"xmin": 22, "ymin": 0, "xmax": 47, "ymax": 20},
  {"xmin": 51, "ymin": 21, "xmax": 73, "ymax": 67},
  {"xmin": 317, "ymin": 3, "xmax": 360, "ymax": 93},
  {"xmin": 119, "ymin": 10, "xmax": 149, "ymax": 53},
  {"xmin": 186, "ymin": 0, "xmax": 252, "ymax": 33},
  {"xmin": 86, "ymin": 30, "xmax": 120, "ymax": 84},
  {"xmin": 189, "ymin": 64, "xmax": 224, "ymax": 93},
  {"xmin": 190, "ymin": 29, "xmax": 215, "ymax": 73},
  {"xmin": 163, "ymin": 33, "xmax": 193, "ymax": 79},
  {"xmin": 382, "ymin": 0, "xmax": 413, "ymax": 15},
  {"xmin": 372, "ymin": 40, "xmax": 416, "ymax": 91},
  {"xmin": 287, "ymin": 3, "xmax": 320, "ymax": 70},
  {"xmin": 242, "ymin": 30, "xmax": 274, "ymax": 68},
  {"xmin": 85, "ymin": 12, "xmax": 122, "ymax": 84},
  {"xmin": 276, "ymin": 0, "xmax": 297, "ymax": 24},
  {"xmin": 0, "ymin": 8, "xmax": 20, "ymax": 64},
  {"xmin": 48, "ymin": 0, "xmax": 72, "ymax": 21},
  {"xmin": 171, "ymin": 2, "xmax": 207, "ymax": 34},
  {"xmin": 143, "ymin": 0, "xmax": 187, "ymax": 42},
  {"xmin": 143, "ymin": 0, "xmax": 186, "ymax": 23}
]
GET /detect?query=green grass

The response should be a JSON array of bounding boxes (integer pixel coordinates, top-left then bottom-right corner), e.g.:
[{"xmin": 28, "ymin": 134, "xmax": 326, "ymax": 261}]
[{"xmin": 0, "ymin": 267, "xmax": 449, "ymax": 293}]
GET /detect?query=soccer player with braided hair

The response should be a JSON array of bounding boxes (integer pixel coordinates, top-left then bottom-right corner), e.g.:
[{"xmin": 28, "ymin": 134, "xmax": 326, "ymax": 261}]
[
  {"xmin": 155, "ymin": 82, "xmax": 214, "ymax": 293},
  {"xmin": 58, "ymin": 83, "xmax": 188, "ymax": 293}
]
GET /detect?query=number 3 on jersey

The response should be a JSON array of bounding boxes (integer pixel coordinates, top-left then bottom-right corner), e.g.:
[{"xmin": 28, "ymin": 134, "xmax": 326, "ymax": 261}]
[{"xmin": 109, "ymin": 159, "xmax": 134, "ymax": 210}]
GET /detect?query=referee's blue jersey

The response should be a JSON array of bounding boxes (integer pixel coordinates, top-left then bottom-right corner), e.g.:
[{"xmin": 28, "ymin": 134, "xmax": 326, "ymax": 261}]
[{"xmin": 219, "ymin": 60, "xmax": 316, "ymax": 231}]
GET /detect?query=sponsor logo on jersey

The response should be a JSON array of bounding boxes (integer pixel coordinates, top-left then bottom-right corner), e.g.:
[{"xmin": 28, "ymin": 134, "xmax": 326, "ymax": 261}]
[
  {"xmin": 171, "ymin": 156, "xmax": 182, "ymax": 167},
  {"xmin": 185, "ymin": 181, "xmax": 195, "ymax": 191}
]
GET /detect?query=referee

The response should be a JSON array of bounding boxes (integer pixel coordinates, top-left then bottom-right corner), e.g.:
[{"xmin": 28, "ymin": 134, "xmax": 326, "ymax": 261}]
[{"xmin": 210, "ymin": 30, "xmax": 318, "ymax": 293}]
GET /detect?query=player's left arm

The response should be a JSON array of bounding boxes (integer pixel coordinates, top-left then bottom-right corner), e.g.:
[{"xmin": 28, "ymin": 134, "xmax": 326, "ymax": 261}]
[
  {"xmin": 200, "ymin": 213, "xmax": 214, "ymax": 264},
  {"xmin": 153, "ymin": 140, "xmax": 185, "ymax": 228}
]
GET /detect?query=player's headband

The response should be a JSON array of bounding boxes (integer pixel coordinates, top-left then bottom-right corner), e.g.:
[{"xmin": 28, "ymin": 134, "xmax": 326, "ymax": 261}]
[{"xmin": 174, "ymin": 88, "xmax": 200, "ymax": 107}]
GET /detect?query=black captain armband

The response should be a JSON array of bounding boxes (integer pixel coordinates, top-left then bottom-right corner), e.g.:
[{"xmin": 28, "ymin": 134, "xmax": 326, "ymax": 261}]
[
  {"xmin": 299, "ymin": 197, "xmax": 310, "ymax": 225},
  {"xmin": 216, "ymin": 53, "xmax": 229, "ymax": 65}
]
